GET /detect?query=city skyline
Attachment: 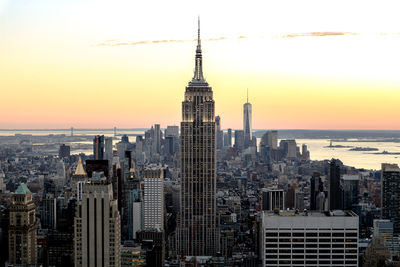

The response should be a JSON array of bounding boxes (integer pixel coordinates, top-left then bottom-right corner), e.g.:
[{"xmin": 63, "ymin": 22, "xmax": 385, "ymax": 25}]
[{"xmin": 1, "ymin": 0, "xmax": 400, "ymax": 129}]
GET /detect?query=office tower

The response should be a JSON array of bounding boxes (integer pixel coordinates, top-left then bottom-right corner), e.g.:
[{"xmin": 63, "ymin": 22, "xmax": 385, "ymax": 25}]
[
  {"xmin": 105, "ymin": 137, "xmax": 113, "ymax": 161},
  {"xmin": 59, "ymin": 144, "xmax": 70, "ymax": 158},
  {"xmin": 234, "ymin": 130, "xmax": 245, "ymax": 151},
  {"xmin": 381, "ymin": 163, "xmax": 400, "ymax": 234},
  {"xmin": 261, "ymin": 210, "xmax": 359, "ymax": 266},
  {"xmin": 8, "ymin": 184, "xmax": 37, "ymax": 265},
  {"xmin": 143, "ymin": 165, "xmax": 164, "ymax": 229},
  {"xmin": 261, "ymin": 188, "xmax": 285, "ymax": 211},
  {"xmin": 93, "ymin": 135, "xmax": 105, "ymax": 160},
  {"xmin": 329, "ymin": 159, "xmax": 343, "ymax": 211},
  {"xmin": 310, "ymin": 172, "xmax": 323, "ymax": 211},
  {"xmin": 279, "ymin": 139, "xmax": 297, "ymax": 159},
  {"xmin": 121, "ymin": 134, "xmax": 129, "ymax": 143},
  {"xmin": 285, "ymin": 185, "xmax": 296, "ymax": 209},
  {"xmin": 165, "ymin": 125, "xmax": 179, "ymax": 137},
  {"xmin": 301, "ymin": 144, "xmax": 310, "ymax": 160},
  {"xmin": 266, "ymin": 130, "xmax": 278, "ymax": 149},
  {"xmin": 137, "ymin": 229, "xmax": 165, "ymax": 267},
  {"xmin": 71, "ymin": 157, "xmax": 87, "ymax": 193},
  {"xmin": 129, "ymin": 189, "xmax": 143, "ymax": 240},
  {"xmin": 41, "ymin": 193, "xmax": 57, "ymax": 229},
  {"xmin": 85, "ymin": 159, "xmax": 109, "ymax": 180},
  {"xmin": 177, "ymin": 19, "xmax": 219, "ymax": 257},
  {"xmin": 215, "ymin": 115, "xmax": 223, "ymax": 149},
  {"xmin": 295, "ymin": 190, "xmax": 304, "ymax": 210},
  {"xmin": 243, "ymin": 90, "xmax": 252, "ymax": 149},
  {"xmin": 373, "ymin": 219, "xmax": 399, "ymax": 260},
  {"xmin": 227, "ymin": 128, "xmax": 232, "ymax": 147},
  {"xmin": 153, "ymin": 124, "xmax": 161, "ymax": 154},
  {"xmin": 342, "ymin": 174, "xmax": 359, "ymax": 211},
  {"xmin": 74, "ymin": 176, "xmax": 121, "ymax": 267}
]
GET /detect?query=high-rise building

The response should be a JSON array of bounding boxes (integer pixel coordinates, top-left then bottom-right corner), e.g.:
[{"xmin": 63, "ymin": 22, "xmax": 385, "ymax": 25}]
[
  {"xmin": 342, "ymin": 174, "xmax": 359, "ymax": 211},
  {"xmin": 105, "ymin": 137, "xmax": 113, "ymax": 162},
  {"xmin": 215, "ymin": 115, "xmax": 223, "ymax": 149},
  {"xmin": 74, "ymin": 177, "xmax": 121, "ymax": 267},
  {"xmin": 93, "ymin": 135, "xmax": 105, "ymax": 160},
  {"xmin": 177, "ymin": 19, "xmax": 219, "ymax": 257},
  {"xmin": 329, "ymin": 159, "xmax": 343, "ymax": 211},
  {"xmin": 261, "ymin": 188, "xmax": 285, "ymax": 211},
  {"xmin": 234, "ymin": 130, "xmax": 245, "ymax": 151},
  {"xmin": 41, "ymin": 193, "xmax": 57, "ymax": 229},
  {"xmin": 165, "ymin": 126, "xmax": 179, "ymax": 137},
  {"xmin": 381, "ymin": 163, "xmax": 400, "ymax": 235},
  {"xmin": 224, "ymin": 128, "xmax": 232, "ymax": 147},
  {"xmin": 59, "ymin": 144, "xmax": 70, "ymax": 158},
  {"xmin": 8, "ymin": 184, "xmax": 37, "ymax": 265},
  {"xmin": 373, "ymin": 219, "xmax": 399, "ymax": 260},
  {"xmin": 243, "ymin": 90, "xmax": 252, "ymax": 149},
  {"xmin": 279, "ymin": 139, "xmax": 297, "ymax": 159},
  {"xmin": 143, "ymin": 165, "xmax": 164, "ymax": 230},
  {"xmin": 261, "ymin": 210, "xmax": 359, "ymax": 267},
  {"xmin": 153, "ymin": 124, "xmax": 161, "ymax": 154},
  {"xmin": 310, "ymin": 172, "xmax": 323, "ymax": 211}
]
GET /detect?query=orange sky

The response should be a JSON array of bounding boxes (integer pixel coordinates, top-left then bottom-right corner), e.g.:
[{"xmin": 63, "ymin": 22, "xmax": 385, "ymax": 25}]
[{"xmin": 1, "ymin": 0, "xmax": 400, "ymax": 129}]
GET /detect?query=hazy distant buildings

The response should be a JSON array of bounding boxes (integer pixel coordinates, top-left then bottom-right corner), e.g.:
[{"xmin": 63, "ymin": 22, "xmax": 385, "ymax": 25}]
[
  {"xmin": 279, "ymin": 139, "xmax": 297, "ymax": 159},
  {"xmin": 381, "ymin": 163, "xmax": 400, "ymax": 235},
  {"xmin": 243, "ymin": 92, "xmax": 252, "ymax": 149},
  {"xmin": 176, "ymin": 20, "xmax": 220, "ymax": 256},
  {"xmin": 234, "ymin": 130, "xmax": 245, "ymax": 151},
  {"xmin": 216, "ymin": 116, "xmax": 224, "ymax": 149},
  {"xmin": 8, "ymin": 184, "xmax": 37, "ymax": 265},
  {"xmin": 74, "ymin": 177, "xmax": 121, "ymax": 267},
  {"xmin": 261, "ymin": 210, "xmax": 359, "ymax": 266},
  {"xmin": 224, "ymin": 128, "xmax": 232, "ymax": 147},
  {"xmin": 262, "ymin": 130, "xmax": 278, "ymax": 149},
  {"xmin": 93, "ymin": 135, "xmax": 105, "ymax": 160}
]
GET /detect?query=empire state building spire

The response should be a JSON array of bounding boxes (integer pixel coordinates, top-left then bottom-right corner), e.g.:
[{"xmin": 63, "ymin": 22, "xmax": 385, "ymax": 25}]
[{"xmin": 192, "ymin": 17, "xmax": 205, "ymax": 83}]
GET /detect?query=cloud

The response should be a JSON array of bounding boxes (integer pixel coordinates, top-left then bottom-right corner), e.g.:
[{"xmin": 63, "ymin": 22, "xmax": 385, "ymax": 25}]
[
  {"xmin": 281, "ymin": 32, "xmax": 359, "ymax": 38},
  {"xmin": 96, "ymin": 36, "xmax": 232, "ymax": 47}
]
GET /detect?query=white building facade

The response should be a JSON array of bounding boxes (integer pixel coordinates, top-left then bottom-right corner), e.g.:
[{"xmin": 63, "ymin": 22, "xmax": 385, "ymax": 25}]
[{"xmin": 261, "ymin": 210, "xmax": 359, "ymax": 267}]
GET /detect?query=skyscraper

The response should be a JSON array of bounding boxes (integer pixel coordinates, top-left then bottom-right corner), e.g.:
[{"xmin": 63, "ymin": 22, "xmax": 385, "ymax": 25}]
[
  {"xmin": 74, "ymin": 176, "xmax": 121, "ymax": 267},
  {"xmin": 8, "ymin": 184, "xmax": 37, "ymax": 265},
  {"xmin": 381, "ymin": 163, "xmax": 400, "ymax": 235},
  {"xmin": 93, "ymin": 135, "xmax": 104, "ymax": 160},
  {"xmin": 243, "ymin": 90, "xmax": 252, "ymax": 149},
  {"xmin": 329, "ymin": 159, "xmax": 343, "ymax": 210},
  {"xmin": 143, "ymin": 165, "xmax": 164, "ymax": 230},
  {"xmin": 215, "ymin": 115, "xmax": 223, "ymax": 149},
  {"xmin": 342, "ymin": 174, "xmax": 359, "ymax": 211},
  {"xmin": 177, "ymin": 19, "xmax": 219, "ymax": 257}
]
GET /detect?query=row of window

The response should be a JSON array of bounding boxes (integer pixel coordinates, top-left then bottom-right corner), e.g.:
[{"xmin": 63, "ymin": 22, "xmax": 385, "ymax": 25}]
[
  {"xmin": 265, "ymin": 260, "xmax": 357, "ymax": 265},
  {"xmin": 266, "ymin": 238, "xmax": 358, "ymax": 243},
  {"xmin": 266, "ymin": 232, "xmax": 357, "ymax": 237},
  {"xmin": 266, "ymin": 243, "xmax": 358, "ymax": 248}
]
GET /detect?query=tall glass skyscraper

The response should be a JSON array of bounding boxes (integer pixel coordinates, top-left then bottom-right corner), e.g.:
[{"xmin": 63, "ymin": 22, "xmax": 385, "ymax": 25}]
[
  {"xmin": 243, "ymin": 90, "xmax": 252, "ymax": 149},
  {"xmin": 177, "ymin": 19, "xmax": 219, "ymax": 257}
]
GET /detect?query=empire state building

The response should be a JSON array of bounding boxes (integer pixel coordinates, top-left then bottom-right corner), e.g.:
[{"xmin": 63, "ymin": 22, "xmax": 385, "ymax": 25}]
[{"xmin": 177, "ymin": 19, "xmax": 220, "ymax": 257}]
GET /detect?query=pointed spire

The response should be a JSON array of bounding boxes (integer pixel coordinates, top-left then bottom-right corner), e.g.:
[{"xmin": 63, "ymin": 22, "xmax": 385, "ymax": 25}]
[
  {"xmin": 192, "ymin": 16, "xmax": 206, "ymax": 83},
  {"xmin": 247, "ymin": 88, "xmax": 249, "ymax": 103},
  {"xmin": 74, "ymin": 157, "xmax": 87, "ymax": 176}
]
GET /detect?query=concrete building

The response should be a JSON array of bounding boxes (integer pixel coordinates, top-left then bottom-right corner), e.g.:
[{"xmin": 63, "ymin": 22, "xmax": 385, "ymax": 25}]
[
  {"xmin": 143, "ymin": 165, "xmax": 164, "ymax": 230},
  {"xmin": 381, "ymin": 163, "xmax": 400, "ymax": 235},
  {"xmin": 59, "ymin": 144, "xmax": 71, "ymax": 158},
  {"xmin": 8, "ymin": 184, "xmax": 37, "ymax": 265},
  {"xmin": 176, "ymin": 19, "xmax": 220, "ymax": 257},
  {"xmin": 41, "ymin": 193, "xmax": 57, "ymax": 229},
  {"xmin": 260, "ymin": 210, "xmax": 359, "ymax": 267},
  {"xmin": 262, "ymin": 130, "xmax": 278, "ymax": 149},
  {"xmin": 262, "ymin": 188, "xmax": 285, "ymax": 211},
  {"xmin": 329, "ymin": 159, "xmax": 343, "ymax": 211},
  {"xmin": 74, "ymin": 176, "xmax": 121, "ymax": 267},
  {"xmin": 373, "ymin": 219, "xmax": 399, "ymax": 260},
  {"xmin": 279, "ymin": 140, "xmax": 297, "ymax": 159}
]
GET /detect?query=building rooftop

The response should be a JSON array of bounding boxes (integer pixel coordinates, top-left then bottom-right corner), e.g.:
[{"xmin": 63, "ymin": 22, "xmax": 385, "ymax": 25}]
[
  {"xmin": 264, "ymin": 210, "xmax": 357, "ymax": 217},
  {"xmin": 15, "ymin": 183, "xmax": 31, "ymax": 194}
]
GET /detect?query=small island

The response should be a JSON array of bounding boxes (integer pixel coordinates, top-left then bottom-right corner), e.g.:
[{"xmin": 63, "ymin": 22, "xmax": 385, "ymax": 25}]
[{"xmin": 349, "ymin": 147, "xmax": 379, "ymax": 151}]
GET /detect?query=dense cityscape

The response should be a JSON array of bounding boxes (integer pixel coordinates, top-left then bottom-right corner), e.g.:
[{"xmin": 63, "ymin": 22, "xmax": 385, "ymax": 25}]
[{"xmin": 1, "ymin": 21, "xmax": 400, "ymax": 267}]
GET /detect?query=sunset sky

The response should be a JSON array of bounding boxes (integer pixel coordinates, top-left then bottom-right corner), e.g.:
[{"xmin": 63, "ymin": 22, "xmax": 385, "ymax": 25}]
[{"xmin": 1, "ymin": 0, "xmax": 400, "ymax": 129}]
